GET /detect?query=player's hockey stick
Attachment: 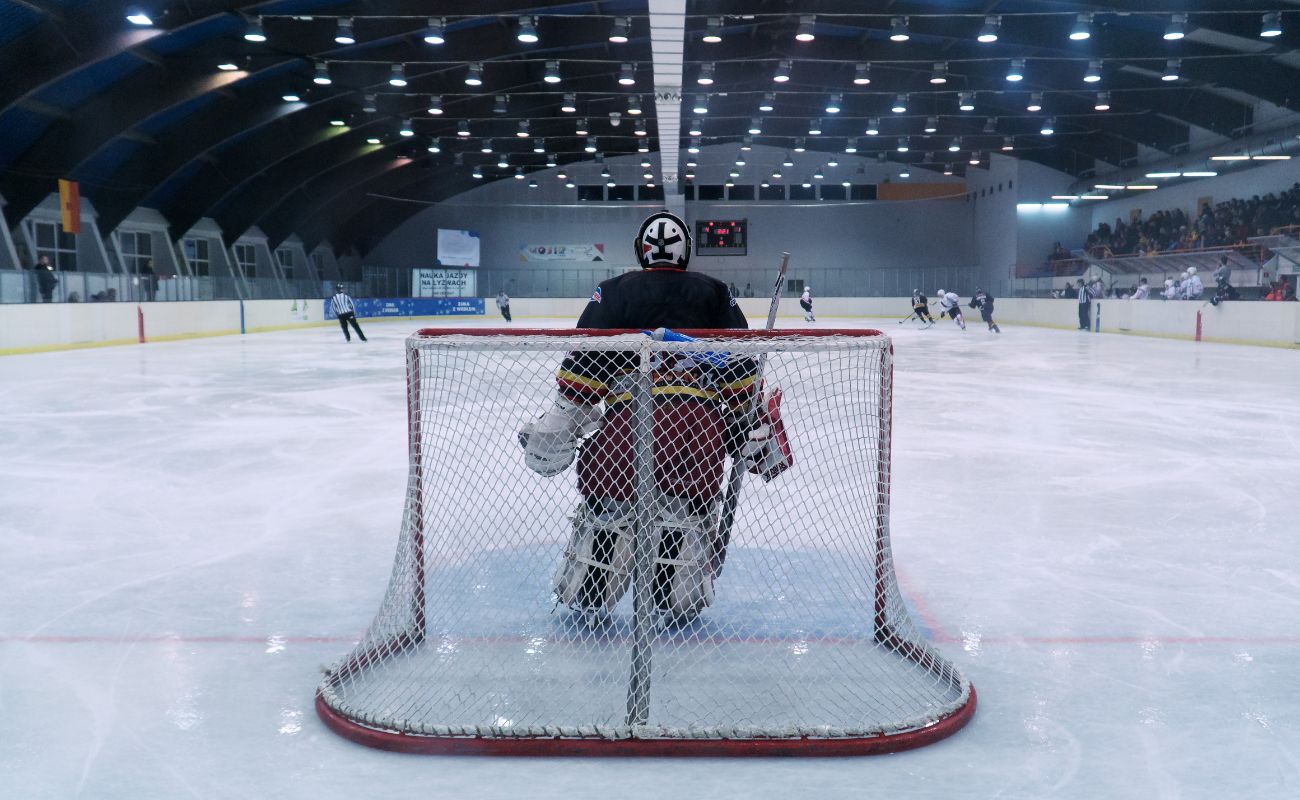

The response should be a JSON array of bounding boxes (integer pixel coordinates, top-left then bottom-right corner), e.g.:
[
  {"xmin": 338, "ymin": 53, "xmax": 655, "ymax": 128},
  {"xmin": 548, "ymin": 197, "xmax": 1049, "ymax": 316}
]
[{"xmin": 713, "ymin": 252, "xmax": 790, "ymax": 574}]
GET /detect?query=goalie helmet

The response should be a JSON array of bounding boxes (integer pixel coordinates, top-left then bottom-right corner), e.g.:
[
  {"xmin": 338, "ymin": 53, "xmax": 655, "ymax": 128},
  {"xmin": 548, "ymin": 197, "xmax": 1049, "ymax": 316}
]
[{"xmin": 634, "ymin": 211, "xmax": 692, "ymax": 270}]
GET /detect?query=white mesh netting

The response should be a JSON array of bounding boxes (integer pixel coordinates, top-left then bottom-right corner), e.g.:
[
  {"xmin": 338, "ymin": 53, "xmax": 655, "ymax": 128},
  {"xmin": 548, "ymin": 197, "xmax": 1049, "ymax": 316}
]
[{"xmin": 316, "ymin": 328, "xmax": 974, "ymax": 755}]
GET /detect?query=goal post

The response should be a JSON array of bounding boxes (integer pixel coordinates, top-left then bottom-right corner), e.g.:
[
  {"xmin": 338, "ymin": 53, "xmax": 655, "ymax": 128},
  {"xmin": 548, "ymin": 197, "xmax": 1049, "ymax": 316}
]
[{"xmin": 316, "ymin": 328, "xmax": 975, "ymax": 756}]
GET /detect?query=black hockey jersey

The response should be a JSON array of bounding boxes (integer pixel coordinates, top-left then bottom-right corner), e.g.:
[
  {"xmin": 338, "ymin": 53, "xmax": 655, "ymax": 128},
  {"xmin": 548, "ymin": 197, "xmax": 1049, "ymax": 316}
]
[
  {"xmin": 969, "ymin": 291, "xmax": 994, "ymax": 312},
  {"xmin": 557, "ymin": 268, "xmax": 753, "ymax": 410}
]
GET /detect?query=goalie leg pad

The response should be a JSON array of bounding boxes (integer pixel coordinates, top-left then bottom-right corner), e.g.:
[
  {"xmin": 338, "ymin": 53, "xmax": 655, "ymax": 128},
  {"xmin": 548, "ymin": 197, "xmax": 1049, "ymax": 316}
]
[
  {"xmin": 651, "ymin": 497, "xmax": 717, "ymax": 622},
  {"xmin": 553, "ymin": 501, "xmax": 635, "ymax": 611},
  {"xmin": 743, "ymin": 387, "xmax": 794, "ymax": 481}
]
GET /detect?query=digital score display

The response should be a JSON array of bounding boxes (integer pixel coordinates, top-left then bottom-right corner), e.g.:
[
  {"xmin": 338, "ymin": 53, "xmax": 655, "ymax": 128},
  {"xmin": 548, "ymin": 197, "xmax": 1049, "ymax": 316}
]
[{"xmin": 695, "ymin": 219, "xmax": 747, "ymax": 256}]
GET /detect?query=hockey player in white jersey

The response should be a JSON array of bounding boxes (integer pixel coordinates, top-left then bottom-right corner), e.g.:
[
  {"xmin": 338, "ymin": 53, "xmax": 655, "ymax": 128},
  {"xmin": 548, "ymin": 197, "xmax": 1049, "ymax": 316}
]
[
  {"xmin": 799, "ymin": 286, "xmax": 815, "ymax": 322},
  {"xmin": 936, "ymin": 289, "xmax": 966, "ymax": 330},
  {"xmin": 1163, "ymin": 278, "xmax": 1178, "ymax": 300},
  {"xmin": 1184, "ymin": 266, "xmax": 1204, "ymax": 300}
]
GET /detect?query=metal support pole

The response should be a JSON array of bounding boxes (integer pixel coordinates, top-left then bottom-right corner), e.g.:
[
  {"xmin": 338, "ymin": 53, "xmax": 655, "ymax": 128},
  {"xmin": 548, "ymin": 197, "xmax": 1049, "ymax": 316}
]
[{"xmin": 625, "ymin": 336, "xmax": 657, "ymax": 729}]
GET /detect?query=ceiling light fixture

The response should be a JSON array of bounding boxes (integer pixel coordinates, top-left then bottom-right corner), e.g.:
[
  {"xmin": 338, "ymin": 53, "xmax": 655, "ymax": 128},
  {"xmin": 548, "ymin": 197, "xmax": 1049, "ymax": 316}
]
[
  {"xmin": 865, "ymin": 118, "xmax": 880, "ymax": 135},
  {"xmin": 948, "ymin": 137, "xmax": 962, "ymax": 152},
  {"xmin": 465, "ymin": 62, "xmax": 483, "ymax": 86},
  {"xmin": 808, "ymin": 118, "xmax": 822, "ymax": 135},
  {"xmin": 693, "ymin": 95, "xmax": 709, "ymax": 114},
  {"xmin": 334, "ymin": 18, "xmax": 355, "ymax": 45},
  {"xmin": 423, "ymin": 18, "xmax": 446, "ymax": 45},
  {"xmin": 891, "ymin": 94, "xmax": 908, "ymax": 113},
  {"xmin": 959, "ymin": 92, "xmax": 975, "ymax": 111},
  {"xmin": 1162, "ymin": 59, "xmax": 1181, "ymax": 82},
  {"xmin": 1001, "ymin": 137, "xmax": 1014, "ymax": 151},
  {"xmin": 826, "ymin": 93, "xmax": 842, "ymax": 114},
  {"xmin": 561, "ymin": 93, "xmax": 577, "ymax": 113},
  {"xmin": 1027, "ymin": 92, "xmax": 1043, "ymax": 112},
  {"xmin": 853, "ymin": 63, "xmax": 871, "ymax": 85},
  {"xmin": 759, "ymin": 93, "xmax": 775, "ymax": 112},
  {"xmin": 517, "ymin": 15, "xmax": 539, "ymax": 43},
  {"xmin": 890, "ymin": 17, "xmax": 910, "ymax": 42},
  {"xmin": 703, "ymin": 17, "xmax": 722, "ymax": 43},
  {"xmin": 1094, "ymin": 92, "xmax": 1111, "ymax": 111},
  {"xmin": 978, "ymin": 16, "xmax": 1000, "ymax": 43},
  {"xmin": 1006, "ymin": 58, "xmax": 1025, "ymax": 82},
  {"xmin": 1041, "ymin": 117, "xmax": 1056, "ymax": 135},
  {"xmin": 773, "ymin": 60, "xmax": 792, "ymax": 83},
  {"xmin": 619, "ymin": 63, "xmax": 636, "ymax": 86},
  {"xmin": 897, "ymin": 137, "xmax": 910, "ymax": 153},
  {"xmin": 1070, "ymin": 13, "xmax": 1092, "ymax": 41},
  {"xmin": 748, "ymin": 118, "xmax": 762, "ymax": 135},
  {"xmin": 627, "ymin": 95, "xmax": 642, "ymax": 115},
  {"xmin": 930, "ymin": 62, "xmax": 948, "ymax": 84},
  {"xmin": 456, "ymin": 120, "xmax": 470, "ymax": 137},
  {"xmin": 795, "ymin": 15, "xmax": 816, "ymax": 42},
  {"xmin": 427, "ymin": 95, "xmax": 442, "ymax": 114},
  {"xmin": 1084, "ymin": 60, "xmax": 1102, "ymax": 83},
  {"xmin": 389, "ymin": 64, "xmax": 407, "ymax": 87},
  {"xmin": 244, "ymin": 17, "xmax": 267, "ymax": 42},
  {"xmin": 517, "ymin": 120, "xmax": 530, "ymax": 138},
  {"xmin": 399, "ymin": 118, "xmax": 414, "ymax": 137},
  {"xmin": 689, "ymin": 119, "xmax": 703, "ymax": 136},
  {"xmin": 125, "ymin": 7, "xmax": 153, "ymax": 26},
  {"xmin": 845, "ymin": 138, "xmax": 858, "ymax": 153},
  {"xmin": 1164, "ymin": 14, "xmax": 1186, "ymax": 41},
  {"xmin": 609, "ymin": 17, "xmax": 629, "ymax": 43},
  {"xmin": 1261, "ymin": 12, "xmax": 1282, "ymax": 38},
  {"xmin": 697, "ymin": 63, "xmax": 715, "ymax": 85},
  {"xmin": 925, "ymin": 116, "xmax": 938, "ymax": 133},
  {"xmin": 543, "ymin": 61, "xmax": 561, "ymax": 84},
  {"xmin": 313, "ymin": 62, "xmax": 331, "ymax": 85}
]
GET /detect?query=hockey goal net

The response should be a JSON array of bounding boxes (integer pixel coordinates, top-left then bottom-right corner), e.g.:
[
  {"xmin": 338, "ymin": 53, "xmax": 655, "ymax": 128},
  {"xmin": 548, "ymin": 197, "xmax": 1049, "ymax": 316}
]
[{"xmin": 316, "ymin": 328, "xmax": 974, "ymax": 756}]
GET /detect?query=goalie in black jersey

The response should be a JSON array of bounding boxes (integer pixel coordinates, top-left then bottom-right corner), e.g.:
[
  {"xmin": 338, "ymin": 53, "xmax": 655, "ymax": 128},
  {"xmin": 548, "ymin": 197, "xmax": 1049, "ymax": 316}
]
[{"xmin": 518, "ymin": 211, "xmax": 793, "ymax": 621}]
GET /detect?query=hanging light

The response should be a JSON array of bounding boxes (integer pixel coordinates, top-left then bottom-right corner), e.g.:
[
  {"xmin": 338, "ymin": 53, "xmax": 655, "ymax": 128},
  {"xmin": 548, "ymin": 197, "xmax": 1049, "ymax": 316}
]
[
  {"xmin": 634, "ymin": 121, "xmax": 647, "ymax": 137},
  {"xmin": 794, "ymin": 138, "xmax": 807, "ymax": 153},
  {"xmin": 515, "ymin": 168, "xmax": 526, "ymax": 180},
  {"xmin": 609, "ymin": 16, "xmax": 630, "ymax": 43},
  {"xmin": 772, "ymin": 167, "xmax": 783, "ymax": 179},
  {"xmin": 943, "ymin": 164, "xmax": 954, "ymax": 176},
  {"xmin": 795, "ymin": 15, "xmax": 816, "ymax": 42},
  {"xmin": 628, "ymin": 95, "xmax": 642, "ymax": 115},
  {"xmin": 1162, "ymin": 59, "xmax": 1181, "ymax": 82},
  {"xmin": 560, "ymin": 93, "xmax": 577, "ymax": 113},
  {"xmin": 1006, "ymin": 58, "xmax": 1025, "ymax": 82},
  {"xmin": 1164, "ymin": 14, "xmax": 1186, "ymax": 41},
  {"xmin": 388, "ymin": 64, "xmax": 408, "ymax": 87},
  {"xmin": 688, "ymin": 119, "xmax": 703, "ymax": 136},
  {"xmin": 365, "ymin": 137, "xmax": 381, "ymax": 145},
  {"xmin": 897, "ymin": 137, "xmax": 910, "ymax": 153},
  {"xmin": 125, "ymin": 7, "xmax": 153, "ymax": 26},
  {"xmin": 890, "ymin": 17, "xmax": 910, "ymax": 42},
  {"xmin": 423, "ymin": 18, "xmax": 446, "ymax": 45},
  {"xmin": 826, "ymin": 93, "xmax": 842, "ymax": 114},
  {"xmin": 969, "ymin": 151, "xmax": 982, "ymax": 165},
  {"xmin": 741, "ymin": 136, "xmax": 753, "ymax": 151},
  {"xmin": 924, "ymin": 116, "xmax": 938, "ymax": 133},
  {"xmin": 930, "ymin": 62, "xmax": 948, "ymax": 84},
  {"xmin": 891, "ymin": 94, "xmax": 908, "ymax": 113},
  {"xmin": 584, "ymin": 137, "xmax": 597, "ymax": 153},
  {"xmin": 693, "ymin": 95, "xmax": 709, "ymax": 114},
  {"xmin": 948, "ymin": 137, "xmax": 962, "ymax": 152},
  {"xmin": 543, "ymin": 61, "xmax": 561, "ymax": 84},
  {"xmin": 217, "ymin": 62, "xmax": 239, "ymax": 71},
  {"xmin": 697, "ymin": 63, "xmax": 715, "ymax": 85},
  {"xmin": 748, "ymin": 118, "xmax": 762, "ymax": 135},
  {"xmin": 853, "ymin": 63, "xmax": 871, "ymax": 85},
  {"xmin": 328, "ymin": 118, "xmax": 346, "ymax": 127},
  {"xmin": 312, "ymin": 62, "xmax": 331, "ymax": 85},
  {"xmin": 865, "ymin": 118, "xmax": 880, "ymax": 135},
  {"xmin": 282, "ymin": 92, "xmax": 301, "ymax": 102},
  {"xmin": 516, "ymin": 119, "xmax": 530, "ymax": 138},
  {"xmin": 465, "ymin": 62, "xmax": 483, "ymax": 86},
  {"xmin": 729, "ymin": 168, "xmax": 740, "ymax": 178},
  {"xmin": 427, "ymin": 139, "xmax": 441, "ymax": 153},
  {"xmin": 688, "ymin": 138, "xmax": 701, "ymax": 154},
  {"xmin": 1001, "ymin": 136, "xmax": 1014, "ymax": 151},
  {"xmin": 899, "ymin": 168, "xmax": 911, "ymax": 178},
  {"xmin": 783, "ymin": 153, "xmax": 794, "ymax": 166},
  {"xmin": 845, "ymin": 138, "xmax": 858, "ymax": 153},
  {"xmin": 1027, "ymin": 92, "xmax": 1043, "ymax": 112},
  {"xmin": 703, "ymin": 17, "xmax": 722, "ymax": 43},
  {"xmin": 1261, "ymin": 12, "xmax": 1282, "ymax": 37},
  {"xmin": 575, "ymin": 118, "xmax": 589, "ymax": 135},
  {"xmin": 399, "ymin": 118, "xmax": 414, "ymax": 137},
  {"xmin": 480, "ymin": 139, "xmax": 494, "ymax": 154},
  {"xmin": 427, "ymin": 95, "xmax": 443, "ymax": 115},
  {"xmin": 546, "ymin": 154, "xmax": 557, "ymax": 167},
  {"xmin": 517, "ymin": 15, "xmax": 539, "ymax": 43},
  {"xmin": 334, "ymin": 18, "xmax": 355, "ymax": 45},
  {"xmin": 457, "ymin": 120, "xmax": 470, "ymax": 137},
  {"xmin": 472, "ymin": 167, "xmax": 484, "ymax": 179},
  {"xmin": 637, "ymin": 140, "xmax": 649, "ymax": 153},
  {"xmin": 619, "ymin": 63, "xmax": 636, "ymax": 86},
  {"xmin": 959, "ymin": 92, "xmax": 975, "ymax": 111},
  {"xmin": 244, "ymin": 17, "xmax": 267, "ymax": 42},
  {"xmin": 759, "ymin": 93, "xmax": 775, "ymax": 112},
  {"xmin": 1040, "ymin": 117, "xmax": 1056, "ymax": 136},
  {"xmin": 977, "ymin": 16, "xmax": 1000, "ymax": 43},
  {"xmin": 565, "ymin": 179, "xmax": 576, "ymax": 188},
  {"xmin": 1069, "ymin": 13, "xmax": 1092, "ymax": 41},
  {"xmin": 493, "ymin": 95, "xmax": 508, "ymax": 114},
  {"xmin": 808, "ymin": 118, "xmax": 822, "ymax": 135},
  {"xmin": 1083, "ymin": 59, "xmax": 1102, "ymax": 83},
  {"xmin": 983, "ymin": 116, "xmax": 997, "ymax": 133},
  {"xmin": 813, "ymin": 168, "xmax": 824, "ymax": 180},
  {"xmin": 496, "ymin": 153, "xmax": 509, "ymax": 167},
  {"xmin": 773, "ymin": 59, "xmax": 792, "ymax": 83}
]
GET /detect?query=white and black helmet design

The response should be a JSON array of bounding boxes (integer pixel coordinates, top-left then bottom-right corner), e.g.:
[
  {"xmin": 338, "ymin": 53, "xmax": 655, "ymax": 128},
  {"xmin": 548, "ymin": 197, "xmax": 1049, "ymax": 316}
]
[{"xmin": 635, "ymin": 211, "xmax": 692, "ymax": 270}]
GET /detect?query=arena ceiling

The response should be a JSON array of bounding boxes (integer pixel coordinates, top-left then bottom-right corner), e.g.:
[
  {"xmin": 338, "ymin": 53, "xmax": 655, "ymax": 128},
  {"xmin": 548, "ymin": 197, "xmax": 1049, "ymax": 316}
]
[{"xmin": 0, "ymin": 1, "xmax": 1297, "ymax": 255}]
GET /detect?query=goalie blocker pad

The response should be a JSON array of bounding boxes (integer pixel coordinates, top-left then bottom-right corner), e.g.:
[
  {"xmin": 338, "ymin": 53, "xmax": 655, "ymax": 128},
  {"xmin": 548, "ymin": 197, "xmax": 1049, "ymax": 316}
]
[{"xmin": 746, "ymin": 387, "xmax": 794, "ymax": 481}]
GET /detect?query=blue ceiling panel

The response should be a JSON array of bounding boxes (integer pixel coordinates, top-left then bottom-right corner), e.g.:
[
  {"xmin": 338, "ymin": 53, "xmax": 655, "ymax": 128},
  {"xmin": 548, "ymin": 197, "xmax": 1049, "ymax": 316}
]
[
  {"xmin": 136, "ymin": 93, "xmax": 219, "ymax": 136},
  {"xmin": 73, "ymin": 138, "xmax": 143, "ymax": 185},
  {"xmin": 0, "ymin": 3, "xmax": 41, "ymax": 46},
  {"xmin": 144, "ymin": 160, "xmax": 204, "ymax": 209},
  {"xmin": 142, "ymin": 14, "xmax": 242, "ymax": 56},
  {"xmin": 34, "ymin": 51, "xmax": 147, "ymax": 109},
  {"xmin": 0, "ymin": 107, "xmax": 57, "ymax": 168}
]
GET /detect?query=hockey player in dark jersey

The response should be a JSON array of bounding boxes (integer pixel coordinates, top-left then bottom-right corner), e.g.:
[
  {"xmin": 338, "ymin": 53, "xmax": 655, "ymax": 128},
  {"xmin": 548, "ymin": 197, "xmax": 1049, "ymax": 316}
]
[
  {"xmin": 909, "ymin": 289, "xmax": 935, "ymax": 326},
  {"xmin": 968, "ymin": 288, "xmax": 1000, "ymax": 333},
  {"xmin": 519, "ymin": 211, "xmax": 788, "ymax": 621}
]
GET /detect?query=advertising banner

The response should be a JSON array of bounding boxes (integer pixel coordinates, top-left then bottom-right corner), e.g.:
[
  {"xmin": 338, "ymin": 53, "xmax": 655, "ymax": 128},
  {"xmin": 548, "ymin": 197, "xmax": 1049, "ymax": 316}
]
[
  {"xmin": 412, "ymin": 267, "xmax": 477, "ymax": 297},
  {"xmin": 519, "ymin": 243, "xmax": 606, "ymax": 262},
  {"xmin": 437, "ymin": 229, "xmax": 481, "ymax": 266},
  {"xmin": 324, "ymin": 298, "xmax": 485, "ymax": 320}
]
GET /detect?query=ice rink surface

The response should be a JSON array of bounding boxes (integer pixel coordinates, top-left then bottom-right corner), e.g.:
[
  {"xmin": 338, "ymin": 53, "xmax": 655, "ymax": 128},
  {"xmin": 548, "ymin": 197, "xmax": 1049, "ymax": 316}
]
[{"xmin": 2, "ymin": 314, "xmax": 1298, "ymax": 799}]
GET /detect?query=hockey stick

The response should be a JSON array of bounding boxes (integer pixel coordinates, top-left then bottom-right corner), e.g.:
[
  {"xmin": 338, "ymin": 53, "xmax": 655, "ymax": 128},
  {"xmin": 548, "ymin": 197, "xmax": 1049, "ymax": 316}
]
[{"xmin": 713, "ymin": 252, "xmax": 789, "ymax": 575}]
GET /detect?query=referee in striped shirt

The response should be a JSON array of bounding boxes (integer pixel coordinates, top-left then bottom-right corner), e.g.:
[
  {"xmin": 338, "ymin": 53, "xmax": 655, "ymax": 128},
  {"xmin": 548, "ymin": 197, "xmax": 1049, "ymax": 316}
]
[{"xmin": 330, "ymin": 284, "xmax": 367, "ymax": 342}]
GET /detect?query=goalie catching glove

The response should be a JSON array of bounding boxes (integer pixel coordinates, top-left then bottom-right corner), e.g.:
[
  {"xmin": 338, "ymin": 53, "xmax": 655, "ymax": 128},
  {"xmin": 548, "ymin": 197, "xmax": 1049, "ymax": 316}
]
[
  {"xmin": 740, "ymin": 386, "xmax": 794, "ymax": 481},
  {"xmin": 519, "ymin": 396, "xmax": 603, "ymax": 477}
]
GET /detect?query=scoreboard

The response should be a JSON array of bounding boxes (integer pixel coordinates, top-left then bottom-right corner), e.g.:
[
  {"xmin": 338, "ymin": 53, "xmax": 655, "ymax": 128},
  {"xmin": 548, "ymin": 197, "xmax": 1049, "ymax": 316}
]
[{"xmin": 695, "ymin": 219, "xmax": 747, "ymax": 255}]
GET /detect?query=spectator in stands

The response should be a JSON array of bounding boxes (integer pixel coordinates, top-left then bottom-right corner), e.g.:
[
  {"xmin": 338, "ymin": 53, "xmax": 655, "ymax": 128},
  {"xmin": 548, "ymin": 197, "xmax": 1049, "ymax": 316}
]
[
  {"xmin": 1048, "ymin": 242, "xmax": 1071, "ymax": 262},
  {"xmin": 728, "ymin": 282, "xmax": 739, "ymax": 299},
  {"xmin": 32, "ymin": 255, "xmax": 57, "ymax": 302},
  {"xmin": 743, "ymin": 283, "xmax": 754, "ymax": 298},
  {"xmin": 139, "ymin": 259, "xmax": 157, "ymax": 302},
  {"xmin": 1076, "ymin": 279, "xmax": 1091, "ymax": 330}
]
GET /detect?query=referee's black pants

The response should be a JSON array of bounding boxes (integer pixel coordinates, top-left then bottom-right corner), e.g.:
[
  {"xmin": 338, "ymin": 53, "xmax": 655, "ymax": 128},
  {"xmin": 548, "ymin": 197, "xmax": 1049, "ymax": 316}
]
[
  {"xmin": 338, "ymin": 312, "xmax": 367, "ymax": 341},
  {"xmin": 1078, "ymin": 302, "xmax": 1090, "ymax": 330}
]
